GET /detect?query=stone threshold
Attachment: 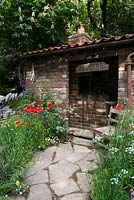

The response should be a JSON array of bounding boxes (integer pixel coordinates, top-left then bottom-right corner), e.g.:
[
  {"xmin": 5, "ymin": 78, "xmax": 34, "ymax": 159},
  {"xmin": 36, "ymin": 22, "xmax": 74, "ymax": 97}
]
[{"xmin": 68, "ymin": 127, "xmax": 95, "ymax": 140}]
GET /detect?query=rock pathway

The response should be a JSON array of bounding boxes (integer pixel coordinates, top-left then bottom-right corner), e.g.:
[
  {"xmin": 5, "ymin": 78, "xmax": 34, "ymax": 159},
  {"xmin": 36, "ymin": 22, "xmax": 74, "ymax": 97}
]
[{"xmin": 10, "ymin": 136, "xmax": 98, "ymax": 200}]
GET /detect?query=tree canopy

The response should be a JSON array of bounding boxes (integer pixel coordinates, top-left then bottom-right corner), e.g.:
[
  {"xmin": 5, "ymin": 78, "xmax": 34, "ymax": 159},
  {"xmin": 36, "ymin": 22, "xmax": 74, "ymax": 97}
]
[
  {"xmin": 0, "ymin": 0, "xmax": 134, "ymax": 53},
  {"xmin": 0, "ymin": 0, "xmax": 134, "ymax": 93},
  {"xmin": 0, "ymin": 0, "xmax": 80, "ymax": 53}
]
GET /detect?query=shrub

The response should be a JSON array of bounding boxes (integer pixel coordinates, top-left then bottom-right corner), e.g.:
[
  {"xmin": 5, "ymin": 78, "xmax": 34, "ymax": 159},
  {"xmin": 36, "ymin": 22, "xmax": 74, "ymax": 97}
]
[{"xmin": 91, "ymin": 109, "xmax": 134, "ymax": 200}]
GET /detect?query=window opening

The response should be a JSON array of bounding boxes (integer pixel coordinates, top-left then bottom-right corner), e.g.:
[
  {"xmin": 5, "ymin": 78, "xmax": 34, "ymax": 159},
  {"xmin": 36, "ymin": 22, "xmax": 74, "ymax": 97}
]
[{"xmin": 78, "ymin": 69, "xmax": 118, "ymax": 101}]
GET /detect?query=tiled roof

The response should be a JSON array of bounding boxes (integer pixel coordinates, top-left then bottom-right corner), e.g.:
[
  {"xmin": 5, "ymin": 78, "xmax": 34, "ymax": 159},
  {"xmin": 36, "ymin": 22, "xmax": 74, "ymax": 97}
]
[{"xmin": 22, "ymin": 34, "xmax": 134, "ymax": 57}]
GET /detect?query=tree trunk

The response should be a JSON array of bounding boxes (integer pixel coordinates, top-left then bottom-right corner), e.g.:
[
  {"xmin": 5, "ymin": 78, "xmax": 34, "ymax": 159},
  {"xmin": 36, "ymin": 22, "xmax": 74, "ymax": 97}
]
[
  {"xmin": 100, "ymin": 0, "xmax": 107, "ymax": 37},
  {"xmin": 87, "ymin": 0, "xmax": 100, "ymax": 31}
]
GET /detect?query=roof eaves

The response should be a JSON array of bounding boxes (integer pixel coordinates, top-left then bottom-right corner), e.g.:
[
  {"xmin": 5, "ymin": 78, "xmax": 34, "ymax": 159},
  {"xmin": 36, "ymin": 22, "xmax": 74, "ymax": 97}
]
[{"xmin": 21, "ymin": 34, "xmax": 134, "ymax": 58}]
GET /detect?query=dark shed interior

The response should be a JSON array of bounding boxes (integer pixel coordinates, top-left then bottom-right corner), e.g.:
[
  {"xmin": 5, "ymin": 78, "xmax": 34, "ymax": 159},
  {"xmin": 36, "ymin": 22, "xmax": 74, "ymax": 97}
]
[{"xmin": 69, "ymin": 57, "xmax": 118, "ymax": 129}]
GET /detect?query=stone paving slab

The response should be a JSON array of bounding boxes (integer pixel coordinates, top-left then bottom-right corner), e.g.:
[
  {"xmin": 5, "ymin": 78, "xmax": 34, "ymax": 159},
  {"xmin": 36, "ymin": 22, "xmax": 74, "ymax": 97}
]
[
  {"xmin": 53, "ymin": 147, "xmax": 73, "ymax": 162},
  {"xmin": 59, "ymin": 193, "xmax": 88, "ymax": 200},
  {"xmin": 69, "ymin": 128, "xmax": 94, "ymax": 139},
  {"xmin": 77, "ymin": 158, "xmax": 98, "ymax": 172},
  {"xmin": 85, "ymin": 150, "xmax": 98, "ymax": 162},
  {"xmin": 65, "ymin": 152, "xmax": 89, "ymax": 163},
  {"xmin": 37, "ymin": 146, "xmax": 58, "ymax": 165},
  {"xmin": 10, "ymin": 197, "xmax": 25, "ymax": 200},
  {"xmin": 73, "ymin": 145, "xmax": 91, "ymax": 153},
  {"xmin": 24, "ymin": 170, "xmax": 48, "ymax": 185},
  {"xmin": 72, "ymin": 137, "xmax": 93, "ymax": 147},
  {"xmin": 50, "ymin": 179, "xmax": 80, "ymax": 196},
  {"xmin": 9, "ymin": 136, "xmax": 98, "ymax": 200},
  {"xmin": 27, "ymin": 184, "xmax": 52, "ymax": 200},
  {"xmin": 25, "ymin": 162, "xmax": 46, "ymax": 177},
  {"xmin": 49, "ymin": 160, "xmax": 80, "ymax": 183},
  {"xmin": 58, "ymin": 142, "xmax": 73, "ymax": 150},
  {"xmin": 76, "ymin": 172, "xmax": 89, "ymax": 192}
]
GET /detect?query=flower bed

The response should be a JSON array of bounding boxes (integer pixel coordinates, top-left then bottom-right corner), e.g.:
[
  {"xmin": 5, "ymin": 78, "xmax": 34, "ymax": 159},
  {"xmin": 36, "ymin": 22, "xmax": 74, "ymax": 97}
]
[
  {"xmin": 91, "ymin": 109, "xmax": 134, "ymax": 200},
  {"xmin": 0, "ymin": 93, "xmax": 67, "ymax": 199}
]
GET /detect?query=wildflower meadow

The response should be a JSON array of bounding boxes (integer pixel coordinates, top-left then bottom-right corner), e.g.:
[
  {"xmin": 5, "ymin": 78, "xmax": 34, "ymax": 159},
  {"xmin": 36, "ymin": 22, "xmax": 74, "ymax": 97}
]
[
  {"xmin": 0, "ymin": 92, "xmax": 67, "ymax": 199},
  {"xmin": 91, "ymin": 109, "xmax": 134, "ymax": 200}
]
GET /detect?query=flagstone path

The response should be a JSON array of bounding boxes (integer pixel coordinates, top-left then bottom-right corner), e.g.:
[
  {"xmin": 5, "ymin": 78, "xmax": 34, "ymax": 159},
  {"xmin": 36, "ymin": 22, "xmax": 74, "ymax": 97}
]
[{"xmin": 10, "ymin": 136, "xmax": 98, "ymax": 200}]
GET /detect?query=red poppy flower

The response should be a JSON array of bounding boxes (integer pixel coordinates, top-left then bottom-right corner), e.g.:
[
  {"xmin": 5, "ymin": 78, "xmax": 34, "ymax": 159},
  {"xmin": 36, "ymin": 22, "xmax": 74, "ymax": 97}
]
[
  {"xmin": 26, "ymin": 123, "xmax": 31, "ymax": 127},
  {"xmin": 37, "ymin": 107, "xmax": 43, "ymax": 112},
  {"xmin": 15, "ymin": 121, "xmax": 22, "ymax": 126},
  {"xmin": 30, "ymin": 108, "xmax": 37, "ymax": 113},
  {"xmin": 38, "ymin": 100, "xmax": 42, "ymax": 106},
  {"xmin": 23, "ymin": 105, "xmax": 31, "ymax": 113},
  {"xmin": 26, "ymin": 105, "xmax": 31, "ymax": 109},
  {"xmin": 18, "ymin": 112, "xmax": 22, "ymax": 116},
  {"xmin": 61, "ymin": 113, "xmax": 66, "ymax": 118},
  {"xmin": 23, "ymin": 108, "xmax": 29, "ymax": 113},
  {"xmin": 30, "ymin": 101, "xmax": 33, "ymax": 105},
  {"xmin": 114, "ymin": 104, "xmax": 121, "ymax": 110},
  {"xmin": 47, "ymin": 103, "xmax": 53, "ymax": 109}
]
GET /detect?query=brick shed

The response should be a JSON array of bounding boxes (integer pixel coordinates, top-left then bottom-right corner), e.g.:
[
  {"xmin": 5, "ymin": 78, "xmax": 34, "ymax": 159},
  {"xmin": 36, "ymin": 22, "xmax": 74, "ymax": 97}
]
[{"xmin": 19, "ymin": 26, "xmax": 134, "ymax": 130}]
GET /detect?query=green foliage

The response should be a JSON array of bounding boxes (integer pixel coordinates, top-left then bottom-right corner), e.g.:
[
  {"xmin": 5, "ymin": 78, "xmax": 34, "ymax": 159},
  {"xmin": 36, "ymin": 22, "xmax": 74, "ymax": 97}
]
[
  {"xmin": 0, "ymin": 45, "xmax": 17, "ymax": 94},
  {"xmin": 107, "ymin": 0, "xmax": 134, "ymax": 36},
  {"xmin": 0, "ymin": 93, "xmax": 67, "ymax": 197},
  {"xmin": 0, "ymin": 0, "xmax": 81, "ymax": 92},
  {"xmin": 0, "ymin": 0, "xmax": 134, "ymax": 93},
  {"xmin": 86, "ymin": 0, "xmax": 134, "ymax": 38},
  {"xmin": 0, "ymin": 113, "xmax": 44, "ymax": 196},
  {"xmin": 9, "ymin": 91, "xmax": 35, "ymax": 109},
  {"xmin": 0, "ymin": 0, "xmax": 134, "ymax": 52},
  {"xmin": 0, "ymin": 197, "xmax": 9, "ymax": 200},
  {"xmin": 43, "ymin": 104, "xmax": 67, "ymax": 144},
  {"xmin": 0, "ymin": 0, "xmax": 79, "ymax": 53},
  {"xmin": 91, "ymin": 109, "xmax": 134, "ymax": 200}
]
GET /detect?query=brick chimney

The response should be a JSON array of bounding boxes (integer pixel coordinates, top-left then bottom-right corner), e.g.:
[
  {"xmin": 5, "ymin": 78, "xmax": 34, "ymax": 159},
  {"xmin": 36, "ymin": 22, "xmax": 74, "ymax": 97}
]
[{"xmin": 68, "ymin": 24, "xmax": 92, "ymax": 46}]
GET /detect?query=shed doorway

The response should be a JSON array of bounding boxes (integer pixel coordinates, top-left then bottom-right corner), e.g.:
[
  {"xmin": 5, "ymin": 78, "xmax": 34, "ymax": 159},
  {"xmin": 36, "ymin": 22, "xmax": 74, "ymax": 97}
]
[{"xmin": 69, "ymin": 57, "xmax": 118, "ymax": 129}]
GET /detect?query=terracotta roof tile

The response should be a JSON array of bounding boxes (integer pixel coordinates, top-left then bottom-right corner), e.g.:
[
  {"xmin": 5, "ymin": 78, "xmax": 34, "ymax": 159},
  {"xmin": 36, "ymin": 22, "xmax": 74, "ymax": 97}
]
[{"xmin": 22, "ymin": 34, "xmax": 134, "ymax": 57}]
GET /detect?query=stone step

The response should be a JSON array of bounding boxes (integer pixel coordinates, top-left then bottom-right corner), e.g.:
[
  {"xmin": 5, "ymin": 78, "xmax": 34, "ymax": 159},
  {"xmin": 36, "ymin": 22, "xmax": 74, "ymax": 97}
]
[{"xmin": 68, "ymin": 127, "xmax": 94, "ymax": 140}]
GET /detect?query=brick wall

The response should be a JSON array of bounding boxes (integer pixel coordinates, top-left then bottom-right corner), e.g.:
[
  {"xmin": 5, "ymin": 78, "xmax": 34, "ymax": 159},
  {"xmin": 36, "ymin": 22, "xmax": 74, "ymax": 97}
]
[
  {"xmin": 69, "ymin": 58, "xmax": 118, "ymax": 129},
  {"xmin": 25, "ymin": 56, "xmax": 69, "ymax": 120},
  {"xmin": 118, "ymin": 49, "xmax": 134, "ymax": 105},
  {"xmin": 23, "ymin": 46, "xmax": 134, "ymax": 129}
]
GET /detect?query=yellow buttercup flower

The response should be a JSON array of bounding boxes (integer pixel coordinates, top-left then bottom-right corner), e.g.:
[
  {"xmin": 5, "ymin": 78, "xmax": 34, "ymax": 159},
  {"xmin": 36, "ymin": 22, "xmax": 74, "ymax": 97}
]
[{"xmin": 15, "ymin": 180, "xmax": 21, "ymax": 187}]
